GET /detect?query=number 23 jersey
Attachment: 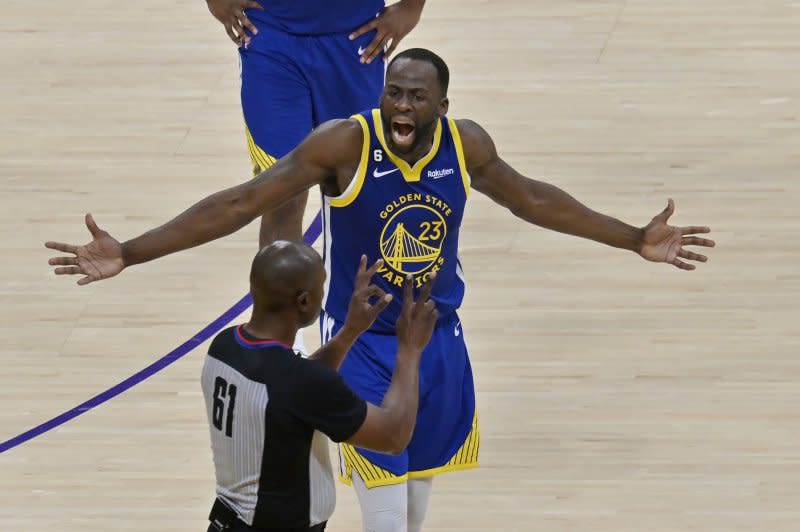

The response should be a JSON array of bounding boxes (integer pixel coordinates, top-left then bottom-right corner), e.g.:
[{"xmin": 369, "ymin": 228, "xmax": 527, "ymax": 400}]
[{"xmin": 322, "ymin": 109, "xmax": 470, "ymax": 333}]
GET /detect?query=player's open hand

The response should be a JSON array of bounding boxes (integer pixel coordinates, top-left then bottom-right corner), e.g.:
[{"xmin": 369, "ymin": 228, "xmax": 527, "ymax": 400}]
[
  {"xmin": 639, "ymin": 199, "xmax": 715, "ymax": 270},
  {"xmin": 206, "ymin": 0, "xmax": 263, "ymax": 47},
  {"xmin": 343, "ymin": 256, "xmax": 393, "ymax": 335},
  {"xmin": 350, "ymin": 0, "xmax": 424, "ymax": 64},
  {"xmin": 396, "ymin": 273, "xmax": 438, "ymax": 354},
  {"xmin": 45, "ymin": 214, "xmax": 125, "ymax": 285}
]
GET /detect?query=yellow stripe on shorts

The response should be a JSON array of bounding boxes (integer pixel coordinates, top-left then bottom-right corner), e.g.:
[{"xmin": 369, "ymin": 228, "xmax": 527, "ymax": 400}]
[
  {"xmin": 245, "ymin": 125, "xmax": 278, "ymax": 176},
  {"xmin": 338, "ymin": 413, "xmax": 479, "ymax": 488}
]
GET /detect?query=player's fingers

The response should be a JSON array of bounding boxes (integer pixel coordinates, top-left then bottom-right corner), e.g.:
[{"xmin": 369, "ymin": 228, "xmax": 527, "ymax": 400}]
[
  {"xmin": 365, "ymin": 258, "xmax": 384, "ymax": 280},
  {"xmin": 682, "ymin": 235, "xmax": 715, "ymax": 247},
  {"xmin": 655, "ymin": 198, "xmax": 675, "ymax": 223},
  {"xmin": 45, "ymin": 241, "xmax": 77, "ymax": 254},
  {"xmin": 240, "ymin": 13, "xmax": 258, "ymax": 36},
  {"xmin": 671, "ymin": 258, "xmax": 695, "ymax": 271},
  {"xmin": 54, "ymin": 266, "xmax": 82, "ymax": 275},
  {"xmin": 85, "ymin": 213, "xmax": 102, "ymax": 238},
  {"xmin": 224, "ymin": 23, "xmax": 241, "ymax": 46},
  {"xmin": 77, "ymin": 275, "xmax": 95, "ymax": 286},
  {"xmin": 384, "ymin": 37, "xmax": 399, "ymax": 59},
  {"xmin": 363, "ymin": 285, "xmax": 386, "ymax": 302},
  {"xmin": 231, "ymin": 18, "xmax": 251, "ymax": 43},
  {"xmin": 49, "ymin": 256, "xmax": 78, "ymax": 266},
  {"xmin": 349, "ymin": 19, "xmax": 378, "ymax": 40},
  {"xmin": 678, "ymin": 249, "xmax": 707, "ymax": 262},
  {"xmin": 681, "ymin": 226, "xmax": 712, "ymax": 236},
  {"xmin": 372, "ymin": 293, "xmax": 393, "ymax": 314},
  {"xmin": 244, "ymin": 0, "xmax": 263, "ymax": 10},
  {"xmin": 402, "ymin": 274, "xmax": 414, "ymax": 307},
  {"xmin": 353, "ymin": 255, "xmax": 368, "ymax": 285},
  {"xmin": 416, "ymin": 273, "xmax": 437, "ymax": 307},
  {"xmin": 363, "ymin": 34, "xmax": 388, "ymax": 64}
]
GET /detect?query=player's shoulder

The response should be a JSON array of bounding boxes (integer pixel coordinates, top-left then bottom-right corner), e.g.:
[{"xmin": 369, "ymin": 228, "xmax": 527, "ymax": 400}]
[
  {"xmin": 450, "ymin": 118, "xmax": 496, "ymax": 168},
  {"xmin": 451, "ymin": 118, "xmax": 491, "ymax": 145},
  {"xmin": 313, "ymin": 117, "xmax": 367, "ymax": 143},
  {"xmin": 301, "ymin": 117, "xmax": 367, "ymax": 164}
]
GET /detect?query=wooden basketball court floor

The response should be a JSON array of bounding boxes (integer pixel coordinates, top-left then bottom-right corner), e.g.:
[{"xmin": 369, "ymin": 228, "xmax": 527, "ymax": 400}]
[{"xmin": 2, "ymin": 0, "xmax": 799, "ymax": 530}]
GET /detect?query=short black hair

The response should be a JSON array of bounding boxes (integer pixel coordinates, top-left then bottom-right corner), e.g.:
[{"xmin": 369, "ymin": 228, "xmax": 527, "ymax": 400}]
[{"xmin": 387, "ymin": 48, "xmax": 450, "ymax": 96}]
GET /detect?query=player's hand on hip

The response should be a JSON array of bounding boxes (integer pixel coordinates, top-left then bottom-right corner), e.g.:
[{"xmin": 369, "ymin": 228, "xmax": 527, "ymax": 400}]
[
  {"xmin": 639, "ymin": 199, "xmax": 715, "ymax": 271},
  {"xmin": 396, "ymin": 273, "xmax": 438, "ymax": 355},
  {"xmin": 45, "ymin": 214, "xmax": 125, "ymax": 285},
  {"xmin": 343, "ymin": 256, "xmax": 393, "ymax": 335},
  {"xmin": 206, "ymin": 0, "xmax": 263, "ymax": 46},
  {"xmin": 350, "ymin": 0, "xmax": 424, "ymax": 64}
]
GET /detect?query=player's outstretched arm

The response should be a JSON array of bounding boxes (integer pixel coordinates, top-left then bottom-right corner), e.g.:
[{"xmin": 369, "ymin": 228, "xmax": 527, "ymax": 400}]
[
  {"xmin": 45, "ymin": 119, "xmax": 363, "ymax": 285},
  {"xmin": 458, "ymin": 119, "xmax": 715, "ymax": 271},
  {"xmin": 310, "ymin": 256, "xmax": 393, "ymax": 370},
  {"xmin": 346, "ymin": 274, "xmax": 438, "ymax": 454}
]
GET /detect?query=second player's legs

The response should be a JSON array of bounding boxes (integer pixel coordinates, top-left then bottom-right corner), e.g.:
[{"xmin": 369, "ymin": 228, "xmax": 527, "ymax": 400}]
[
  {"xmin": 407, "ymin": 477, "xmax": 434, "ymax": 532},
  {"xmin": 352, "ymin": 472, "xmax": 434, "ymax": 532}
]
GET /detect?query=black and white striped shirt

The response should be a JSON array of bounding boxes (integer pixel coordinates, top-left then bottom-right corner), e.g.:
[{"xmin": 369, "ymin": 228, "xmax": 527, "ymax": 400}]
[{"xmin": 201, "ymin": 325, "xmax": 367, "ymax": 530}]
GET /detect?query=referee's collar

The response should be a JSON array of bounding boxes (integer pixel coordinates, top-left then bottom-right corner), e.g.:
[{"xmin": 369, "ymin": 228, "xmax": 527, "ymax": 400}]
[{"xmin": 234, "ymin": 324, "xmax": 293, "ymax": 350}]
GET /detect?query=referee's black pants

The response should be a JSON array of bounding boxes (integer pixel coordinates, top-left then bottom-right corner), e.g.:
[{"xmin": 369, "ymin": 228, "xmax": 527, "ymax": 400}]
[{"xmin": 207, "ymin": 522, "xmax": 326, "ymax": 532}]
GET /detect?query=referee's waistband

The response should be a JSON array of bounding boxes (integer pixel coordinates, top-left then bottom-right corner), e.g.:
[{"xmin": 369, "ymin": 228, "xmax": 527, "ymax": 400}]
[{"xmin": 208, "ymin": 498, "xmax": 327, "ymax": 532}]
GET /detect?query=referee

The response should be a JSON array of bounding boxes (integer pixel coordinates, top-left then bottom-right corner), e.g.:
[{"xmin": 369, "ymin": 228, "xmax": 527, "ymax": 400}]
[{"xmin": 202, "ymin": 241, "xmax": 437, "ymax": 531}]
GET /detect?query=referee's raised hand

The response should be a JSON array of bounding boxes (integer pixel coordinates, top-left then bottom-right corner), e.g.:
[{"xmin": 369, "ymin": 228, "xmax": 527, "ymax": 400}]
[
  {"xmin": 342, "ymin": 256, "xmax": 394, "ymax": 335},
  {"xmin": 396, "ymin": 273, "xmax": 438, "ymax": 354}
]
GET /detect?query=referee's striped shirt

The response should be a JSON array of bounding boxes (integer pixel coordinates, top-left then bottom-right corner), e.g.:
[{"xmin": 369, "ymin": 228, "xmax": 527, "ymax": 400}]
[{"xmin": 201, "ymin": 325, "xmax": 367, "ymax": 530}]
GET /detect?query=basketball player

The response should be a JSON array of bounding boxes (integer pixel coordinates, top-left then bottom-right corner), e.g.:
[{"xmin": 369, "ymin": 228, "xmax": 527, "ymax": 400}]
[
  {"xmin": 45, "ymin": 48, "xmax": 715, "ymax": 532},
  {"xmin": 204, "ymin": 0, "xmax": 427, "ymax": 247},
  {"xmin": 203, "ymin": 241, "xmax": 437, "ymax": 531}
]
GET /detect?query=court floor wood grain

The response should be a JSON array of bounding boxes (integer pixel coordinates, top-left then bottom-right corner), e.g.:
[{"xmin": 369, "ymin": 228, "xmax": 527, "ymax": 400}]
[{"xmin": 2, "ymin": 0, "xmax": 799, "ymax": 530}]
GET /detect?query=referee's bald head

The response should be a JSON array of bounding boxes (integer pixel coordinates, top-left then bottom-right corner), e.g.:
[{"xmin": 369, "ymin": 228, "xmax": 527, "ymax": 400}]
[{"xmin": 250, "ymin": 241, "xmax": 326, "ymax": 326}]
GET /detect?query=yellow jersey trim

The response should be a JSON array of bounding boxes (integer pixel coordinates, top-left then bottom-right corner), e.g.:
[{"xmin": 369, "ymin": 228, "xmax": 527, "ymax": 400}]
[
  {"xmin": 371, "ymin": 109, "xmax": 442, "ymax": 183},
  {"xmin": 245, "ymin": 124, "xmax": 278, "ymax": 176},
  {"xmin": 330, "ymin": 114, "xmax": 371, "ymax": 208},
  {"xmin": 447, "ymin": 118, "xmax": 471, "ymax": 197}
]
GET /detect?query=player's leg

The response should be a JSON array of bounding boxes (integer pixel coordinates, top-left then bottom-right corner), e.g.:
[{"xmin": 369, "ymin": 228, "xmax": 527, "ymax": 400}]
[
  {"xmin": 403, "ymin": 312, "xmax": 479, "ymax": 528},
  {"xmin": 406, "ymin": 477, "xmax": 433, "ymax": 532},
  {"xmin": 239, "ymin": 29, "xmax": 313, "ymax": 248},
  {"xmin": 326, "ymin": 315, "xmax": 414, "ymax": 531},
  {"xmin": 353, "ymin": 471, "xmax": 408, "ymax": 532}
]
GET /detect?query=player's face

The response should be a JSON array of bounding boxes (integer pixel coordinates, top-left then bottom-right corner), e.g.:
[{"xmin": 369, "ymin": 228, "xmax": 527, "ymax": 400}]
[
  {"xmin": 298, "ymin": 260, "xmax": 326, "ymax": 328},
  {"xmin": 380, "ymin": 59, "xmax": 449, "ymax": 155}
]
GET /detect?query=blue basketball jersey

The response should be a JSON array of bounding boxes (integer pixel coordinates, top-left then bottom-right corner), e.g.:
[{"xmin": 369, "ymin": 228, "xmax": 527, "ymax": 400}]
[
  {"xmin": 322, "ymin": 109, "xmax": 471, "ymax": 333},
  {"xmin": 247, "ymin": 1, "xmax": 383, "ymax": 35}
]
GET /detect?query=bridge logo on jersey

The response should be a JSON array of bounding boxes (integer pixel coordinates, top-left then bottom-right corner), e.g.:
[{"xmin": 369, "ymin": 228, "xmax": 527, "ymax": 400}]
[{"xmin": 377, "ymin": 193, "xmax": 452, "ymax": 286}]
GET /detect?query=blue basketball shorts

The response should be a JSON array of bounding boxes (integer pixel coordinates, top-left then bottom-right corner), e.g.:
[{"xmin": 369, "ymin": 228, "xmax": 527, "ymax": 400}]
[
  {"xmin": 239, "ymin": 25, "xmax": 385, "ymax": 173},
  {"xmin": 321, "ymin": 311, "xmax": 479, "ymax": 487}
]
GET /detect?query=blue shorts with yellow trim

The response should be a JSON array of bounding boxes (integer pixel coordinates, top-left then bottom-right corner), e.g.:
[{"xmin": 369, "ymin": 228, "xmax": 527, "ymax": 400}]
[
  {"xmin": 322, "ymin": 311, "xmax": 479, "ymax": 487},
  {"xmin": 240, "ymin": 24, "xmax": 384, "ymax": 173}
]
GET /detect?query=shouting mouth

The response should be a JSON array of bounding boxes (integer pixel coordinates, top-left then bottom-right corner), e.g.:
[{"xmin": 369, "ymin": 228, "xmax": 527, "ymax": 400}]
[{"xmin": 390, "ymin": 117, "xmax": 416, "ymax": 150}]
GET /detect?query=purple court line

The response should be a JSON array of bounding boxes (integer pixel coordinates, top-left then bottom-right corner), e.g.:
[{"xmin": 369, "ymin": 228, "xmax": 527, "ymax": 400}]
[{"xmin": 0, "ymin": 211, "xmax": 323, "ymax": 454}]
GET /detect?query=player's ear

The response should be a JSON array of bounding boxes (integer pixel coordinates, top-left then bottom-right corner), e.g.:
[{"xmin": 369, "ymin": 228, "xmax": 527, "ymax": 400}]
[
  {"xmin": 438, "ymin": 97, "xmax": 449, "ymax": 117},
  {"xmin": 296, "ymin": 290, "xmax": 310, "ymax": 312}
]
